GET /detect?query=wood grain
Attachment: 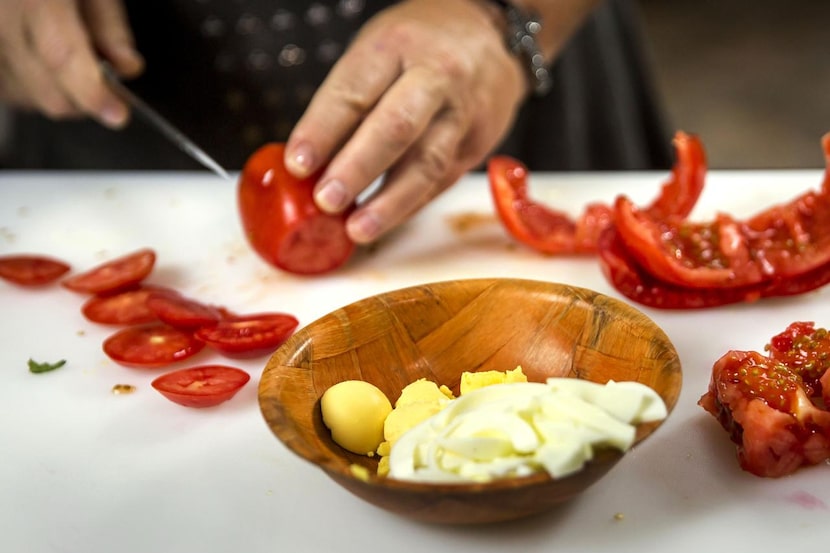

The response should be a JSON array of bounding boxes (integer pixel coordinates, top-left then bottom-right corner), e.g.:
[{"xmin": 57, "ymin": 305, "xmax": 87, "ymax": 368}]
[{"xmin": 259, "ymin": 278, "xmax": 682, "ymax": 524}]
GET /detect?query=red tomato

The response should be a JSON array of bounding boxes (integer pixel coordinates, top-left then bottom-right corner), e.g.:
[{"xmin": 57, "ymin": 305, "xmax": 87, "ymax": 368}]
[
  {"xmin": 487, "ymin": 131, "xmax": 704, "ymax": 255},
  {"xmin": 146, "ymin": 292, "xmax": 223, "ymax": 329},
  {"xmin": 63, "ymin": 248, "xmax": 156, "ymax": 294},
  {"xmin": 151, "ymin": 365, "xmax": 251, "ymax": 408},
  {"xmin": 103, "ymin": 322, "xmax": 205, "ymax": 368},
  {"xmin": 766, "ymin": 321, "xmax": 830, "ymax": 399},
  {"xmin": 698, "ymin": 349, "xmax": 830, "ymax": 477},
  {"xmin": 82, "ymin": 285, "xmax": 177, "ymax": 325},
  {"xmin": 613, "ymin": 133, "xmax": 830, "ymax": 290},
  {"xmin": 238, "ymin": 143, "xmax": 355, "ymax": 275},
  {"xmin": 0, "ymin": 254, "xmax": 71, "ymax": 286},
  {"xmin": 194, "ymin": 312, "xmax": 298, "ymax": 358}
]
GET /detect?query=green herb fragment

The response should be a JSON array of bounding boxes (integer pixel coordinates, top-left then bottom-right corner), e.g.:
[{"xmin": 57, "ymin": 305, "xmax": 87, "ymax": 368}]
[{"xmin": 28, "ymin": 358, "xmax": 67, "ymax": 374}]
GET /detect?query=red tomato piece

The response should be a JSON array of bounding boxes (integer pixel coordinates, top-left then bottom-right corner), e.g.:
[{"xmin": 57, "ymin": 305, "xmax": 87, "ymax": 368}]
[
  {"xmin": 698, "ymin": 349, "xmax": 830, "ymax": 477},
  {"xmin": 0, "ymin": 254, "xmax": 71, "ymax": 286},
  {"xmin": 151, "ymin": 365, "xmax": 251, "ymax": 408},
  {"xmin": 63, "ymin": 248, "xmax": 156, "ymax": 294},
  {"xmin": 613, "ymin": 133, "xmax": 830, "ymax": 290},
  {"xmin": 238, "ymin": 143, "xmax": 355, "ymax": 275},
  {"xmin": 82, "ymin": 285, "xmax": 177, "ymax": 325},
  {"xmin": 146, "ymin": 292, "xmax": 223, "ymax": 329},
  {"xmin": 194, "ymin": 312, "xmax": 299, "ymax": 358},
  {"xmin": 765, "ymin": 321, "xmax": 830, "ymax": 399},
  {"xmin": 103, "ymin": 322, "xmax": 205, "ymax": 368},
  {"xmin": 487, "ymin": 131, "xmax": 704, "ymax": 255}
]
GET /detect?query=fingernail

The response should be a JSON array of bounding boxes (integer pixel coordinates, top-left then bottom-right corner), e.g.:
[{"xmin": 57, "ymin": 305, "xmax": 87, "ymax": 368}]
[
  {"xmin": 285, "ymin": 142, "xmax": 314, "ymax": 177},
  {"xmin": 347, "ymin": 211, "xmax": 382, "ymax": 244},
  {"xmin": 100, "ymin": 100, "xmax": 128, "ymax": 128},
  {"xmin": 315, "ymin": 179, "xmax": 347, "ymax": 212}
]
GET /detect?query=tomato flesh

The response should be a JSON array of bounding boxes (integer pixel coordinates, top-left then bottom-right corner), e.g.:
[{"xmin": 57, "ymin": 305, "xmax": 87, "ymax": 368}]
[
  {"xmin": 151, "ymin": 365, "xmax": 251, "ymax": 408},
  {"xmin": 194, "ymin": 312, "xmax": 299, "ymax": 358},
  {"xmin": 0, "ymin": 254, "xmax": 71, "ymax": 286},
  {"xmin": 146, "ymin": 292, "xmax": 223, "ymax": 329},
  {"xmin": 766, "ymin": 321, "xmax": 830, "ymax": 400},
  {"xmin": 487, "ymin": 130, "xmax": 704, "ymax": 255},
  {"xmin": 103, "ymin": 322, "xmax": 205, "ymax": 368},
  {"xmin": 699, "ymin": 348, "xmax": 830, "ymax": 477},
  {"xmin": 238, "ymin": 143, "xmax": 355, "ymax": 275},
  {"xmin": 63, "ymin": 248, "xmax": 156, "ymax": 294},
  {"xmin": 82, "ymin": 285, "xmax": 177, "ymax": 325}
]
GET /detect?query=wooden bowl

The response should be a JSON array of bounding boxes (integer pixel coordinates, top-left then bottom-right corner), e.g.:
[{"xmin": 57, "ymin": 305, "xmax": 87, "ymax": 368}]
[{"xmin": 259, "ymin": 278, "xmax": 682, "ymax": 524}]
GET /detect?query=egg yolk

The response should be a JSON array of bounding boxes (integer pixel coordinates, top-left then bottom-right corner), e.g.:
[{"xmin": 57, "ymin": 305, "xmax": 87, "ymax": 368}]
[{"xmin": 320, "ymin": 380, "xmax": 392, "ymax": 455}]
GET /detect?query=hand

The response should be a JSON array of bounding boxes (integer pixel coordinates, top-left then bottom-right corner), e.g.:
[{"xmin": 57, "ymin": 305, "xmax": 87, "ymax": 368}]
[
  {"xmin": 0, "ymin": 0, "xmax": 144, "ymax": 128},
  {"xmin": 284, "ymin": 0, "xmax": 527, "ymax": 244}
]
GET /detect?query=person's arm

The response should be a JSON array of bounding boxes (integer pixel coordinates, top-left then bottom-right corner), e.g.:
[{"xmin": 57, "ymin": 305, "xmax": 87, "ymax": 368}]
[
  {"xmin": 0, "ymin": 0, "xmax": 143, "ymax": 128},
  {"xmin": 285, "ymin": 0, "xmax": 601, "ymax": 245}
]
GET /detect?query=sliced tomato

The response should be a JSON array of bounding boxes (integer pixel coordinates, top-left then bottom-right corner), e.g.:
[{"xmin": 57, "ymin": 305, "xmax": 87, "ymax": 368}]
[
  {"xmin": 238, "ymin": 143, "xmax": 355, "ymax": 275},
  {"xmin": 146, "ymin": 292, "xmax": 223, "ymax": 329},
  {"xmin": 0, "ymin": 254, "xmax": 71, "ymax": 286},
  {"xmin": 151, "ymin": 365, "xmax": 251, "ymax": 408},
  {"xmin": 103, "ymin": 322, "xmax": 205, "ymax": 368},
  {"xmin": 487, "ymin": 131, "xmax": 704, "ymax": 255},
  {"xmin": 765, "ymin": 321, "xmax": 830, "ymax": 398},
  {"xmin": 81, "ymin": 285, "xmax": 177, "ymax": 325},
  {"xmin": 194, "ymin": 312, "xmax": 299, "ymax": 358},
  {"xmin": 613, "ymin": 133, "xmax": 830, "ymax": 290},
  {"xmin": 63, "ymin": 248, "xmax": 156, "ymax": 294},
  {"xmin": 698, "ymin": 349, "xmax": 830, "ymax": 477}
]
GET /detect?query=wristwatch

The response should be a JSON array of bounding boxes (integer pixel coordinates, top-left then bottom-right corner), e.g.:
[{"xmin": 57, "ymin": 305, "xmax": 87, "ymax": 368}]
[{"xmin": 487, "ymin": 0, "xmax": 553, "ymax": 96}]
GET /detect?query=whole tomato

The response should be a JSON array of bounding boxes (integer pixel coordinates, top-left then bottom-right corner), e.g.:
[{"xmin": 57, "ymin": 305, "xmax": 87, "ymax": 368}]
[{"xmin": 238, "ymin": 143, "xmax": 355, "ymax": 275}]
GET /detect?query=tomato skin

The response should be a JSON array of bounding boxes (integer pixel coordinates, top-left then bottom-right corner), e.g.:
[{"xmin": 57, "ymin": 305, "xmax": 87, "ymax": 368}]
[
  {"xmin": 699, "ymin": 349, "xmax": 830, "ymax": 477},
  {"xmin": 238, "ymin": 143, "xmax": 355, "ymax": 275},
  {"xmin": 81, "ymin": 285, "xmax": 177, "ymax": 326},
  {"xmin": 487, "ymin": 131, "xmax": 704, "ymax": 255},
  {"xmin": 151, "ymin": 365, "xmax": 251, "ymax": 408},
  {"xmin": 194, "ymin": 312, "xmax": 299, "ymax": 358},
  {"xmin": 63, "ymin": 249, "xmax": 156, "ymax": 294},
  {"xmin": 0, "ymin": 254, "xmax": 71, "ymax": 286},
  {"xmin": 146, "ymin": 292, "xmax": 223, "ymax": 329},
  {"xmin": 103, "ymin": 322, "xmax": 205, "ymax": 368}
]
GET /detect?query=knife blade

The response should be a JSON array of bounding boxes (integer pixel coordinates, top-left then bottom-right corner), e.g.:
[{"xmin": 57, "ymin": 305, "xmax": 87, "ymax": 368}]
[{"xmin": 100, "ymin": 63, "xmax": 230, "ymax": 180}]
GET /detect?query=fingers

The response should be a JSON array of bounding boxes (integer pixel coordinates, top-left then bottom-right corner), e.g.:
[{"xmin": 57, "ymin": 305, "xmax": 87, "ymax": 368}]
[
  {"xmin": 80, "ymin": 0, "xmax": 144, "ymax": 77},
  {"xmin": 345, "ymin": 111, "xmax": 468, "ymax": 244},
  {"xmin": 0, "ymin": 0, "xmax": 137, "ymax": 128}
]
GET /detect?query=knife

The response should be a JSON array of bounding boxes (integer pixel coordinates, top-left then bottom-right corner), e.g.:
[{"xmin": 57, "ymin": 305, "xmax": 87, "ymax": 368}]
[{"xmin": 100, "ymin": 63, "xmax": 230, "ymax": 180}]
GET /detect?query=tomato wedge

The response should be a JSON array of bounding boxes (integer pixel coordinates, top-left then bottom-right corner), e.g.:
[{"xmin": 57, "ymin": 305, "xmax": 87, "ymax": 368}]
[
  {"xmin": 488, "ymin": 131, "xmax": 705, "ymax": 255},
  {"xmin": 82, "ymin": 285, "xmax": 177, "ymax": 325},
  {"xmin": 0, "ymin": 254, "xmax": 71, "ymax": 286},
  {"xmin": 612, "ymin": 133, "xmax": 830, "ymax": 290},
  {"xmin": 194, "ymin": 312, "xmax": 299, "ymax": 358},
  {"xmin": 103, "ymin": 322, "xmax": 205, "ymax": 368},
  {"xmin": 63, "ymin": 248, "xmax": 156, "ymax": 294},
  {"xmin": 146, "ymin": 292, "xmax": 223, "ymax": 329},
  {"xmin": 238, "ymin": 143, "xmax": 355, "ymax": 275},
  {"xmin": 151, "ymin": 365, "xmax": 251, "ymax": 408}
]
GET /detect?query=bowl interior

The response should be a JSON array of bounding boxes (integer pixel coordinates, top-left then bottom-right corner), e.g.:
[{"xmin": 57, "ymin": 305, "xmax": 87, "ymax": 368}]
[{"xmin": 259, "ymin": 278, "xmax": 682, "ymax": 523}]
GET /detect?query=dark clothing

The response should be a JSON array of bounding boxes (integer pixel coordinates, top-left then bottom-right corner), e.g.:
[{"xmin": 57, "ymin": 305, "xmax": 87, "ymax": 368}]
[{"xmin": 2, "ymin": 0, "xmax": 672, "ymax": 171}]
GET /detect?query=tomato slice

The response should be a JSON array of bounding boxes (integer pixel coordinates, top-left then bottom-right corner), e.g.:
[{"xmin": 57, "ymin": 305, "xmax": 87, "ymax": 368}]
[
  {"xmin": 146, "ymin": 292, "xmax": 223, "ymax": 329},
  {"xmin": 0, "ymin": 254, "xmax": 71, "ymax": 286},
  {"xmin": 487, "ymin": 131, "xmax": 704, "ymax": 255},
  {"xmin": 82, "ymin": 285, "xmax": 177, "ymax": 325},
  {"xmin": 151, "ymin": 365, "xmax": 251, "ymax": 408},
  {"xmin": 103, "ymin": 322, "xmax": 205, "ymax": 368},
  {"xmin": 63, "ymin": 248, "xmax": 156, "ymax": 294},
  {"xmin": 612, "ymin": 133, "xmax": 830, "ymax": 290},
  {"xmin": 699, "ymin": 348, "xmax": 830, "ymax": 477},
  {"xmin": 765, "ymin": 321, "xmax": 830, "ymax": 399},
  {"xmin": 238, "ymin": 143, "xmax": 355, "ymax": 275},
  {"xmin": 194, "ymin": 312, "xmax": 299, "ymax": 358}
]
